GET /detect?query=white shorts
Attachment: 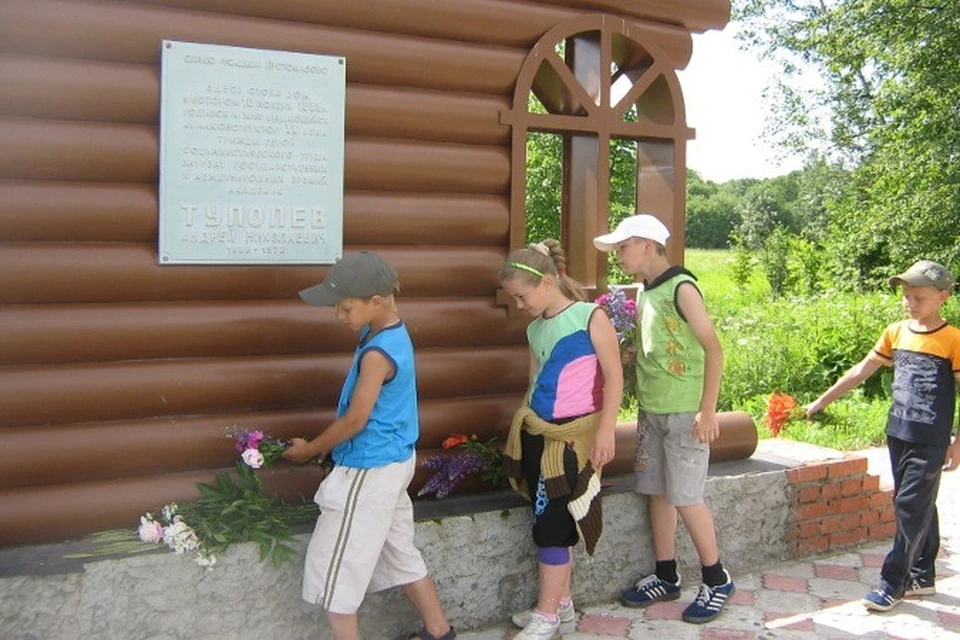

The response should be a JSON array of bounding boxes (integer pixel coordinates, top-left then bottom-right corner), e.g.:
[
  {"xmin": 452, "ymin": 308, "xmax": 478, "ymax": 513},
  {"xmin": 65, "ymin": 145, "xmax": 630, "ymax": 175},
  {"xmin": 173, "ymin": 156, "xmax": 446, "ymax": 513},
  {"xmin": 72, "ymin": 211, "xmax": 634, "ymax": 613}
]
[
  {"xmin": 302, "ymin": 454, "xmax": 428, "ymax": 614},
  {"xmin": 634, "ymin": 412, "xmax": 709, "ymax": 506}
]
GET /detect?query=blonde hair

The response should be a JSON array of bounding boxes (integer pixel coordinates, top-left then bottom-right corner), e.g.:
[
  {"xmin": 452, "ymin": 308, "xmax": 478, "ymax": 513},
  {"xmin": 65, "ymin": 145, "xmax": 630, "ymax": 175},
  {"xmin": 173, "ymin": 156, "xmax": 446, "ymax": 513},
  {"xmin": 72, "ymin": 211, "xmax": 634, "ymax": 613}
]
[{"xmin": 499, "ymin": 239, "xmax": 586, "ymax": 301}]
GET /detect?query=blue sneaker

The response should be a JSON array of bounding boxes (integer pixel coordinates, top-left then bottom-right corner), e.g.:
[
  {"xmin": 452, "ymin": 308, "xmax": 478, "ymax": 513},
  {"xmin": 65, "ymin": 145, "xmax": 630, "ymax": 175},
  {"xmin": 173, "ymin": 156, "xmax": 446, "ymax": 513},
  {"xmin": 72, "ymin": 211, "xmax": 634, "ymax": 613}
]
[
  {"xmin": 904, "ymin": 576, "xmax": 936, "ymax": 597},
  {"xmin": 682, "ymin": 570, "xmax": 735, "ymax": 624},
  {"xmin": 620, "ymin": 574, "xmax": 681, "ymax": 608},
  {"xmin": 862, "ymin": 588, "xmax": 902, "ymax": 612}
]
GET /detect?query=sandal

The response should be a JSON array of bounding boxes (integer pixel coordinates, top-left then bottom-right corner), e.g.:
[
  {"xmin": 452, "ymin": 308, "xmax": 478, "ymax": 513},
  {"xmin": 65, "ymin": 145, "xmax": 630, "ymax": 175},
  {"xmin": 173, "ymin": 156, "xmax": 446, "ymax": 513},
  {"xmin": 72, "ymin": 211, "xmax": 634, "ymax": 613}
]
[{"xmin": 407, "ymin": 626, "xmax": 456, "ymax": 640}]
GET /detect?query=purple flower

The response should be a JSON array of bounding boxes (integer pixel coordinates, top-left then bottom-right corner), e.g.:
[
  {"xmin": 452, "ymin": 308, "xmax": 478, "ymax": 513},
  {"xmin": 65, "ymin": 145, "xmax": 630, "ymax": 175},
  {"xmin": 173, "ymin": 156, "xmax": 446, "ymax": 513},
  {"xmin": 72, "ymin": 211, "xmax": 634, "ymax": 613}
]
[
  {"xmin": 418, "ymin": 453, "xmax": 484, "ymax": 499},
  {"xmin": 596, "ymin": 288, "xmax": 637, "ymax": 342}
]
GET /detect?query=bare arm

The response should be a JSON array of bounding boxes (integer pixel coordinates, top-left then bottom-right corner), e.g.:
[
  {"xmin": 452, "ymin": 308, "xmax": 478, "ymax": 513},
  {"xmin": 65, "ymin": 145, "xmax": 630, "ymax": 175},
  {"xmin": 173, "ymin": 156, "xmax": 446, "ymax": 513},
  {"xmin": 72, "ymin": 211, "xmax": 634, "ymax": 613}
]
[
  {"xmin": 945, "ymin": 372, "xmax": 960, "ymax": 472},
  {"xmin": 676, "ymin": 282, "xmax": 723, "ymax": 444},
  {"xmin": 589, "ymin": 308, "xmax": 624, "ymax": 468},
  {"xmin": 283, "ymin": 350, "xmax": 393, "ymax": 463},
  {"xmin": 806, "ymin": 356, "xmax": 883, "ymax": 417}
]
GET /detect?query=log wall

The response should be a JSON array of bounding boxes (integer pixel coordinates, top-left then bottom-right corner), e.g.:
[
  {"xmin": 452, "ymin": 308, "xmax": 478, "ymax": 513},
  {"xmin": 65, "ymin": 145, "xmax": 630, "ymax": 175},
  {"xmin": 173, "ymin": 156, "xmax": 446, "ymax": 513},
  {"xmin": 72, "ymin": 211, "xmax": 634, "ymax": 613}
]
[{"xmin": 0, "ymin": 0, "xmax": 729, "ymax": 546}]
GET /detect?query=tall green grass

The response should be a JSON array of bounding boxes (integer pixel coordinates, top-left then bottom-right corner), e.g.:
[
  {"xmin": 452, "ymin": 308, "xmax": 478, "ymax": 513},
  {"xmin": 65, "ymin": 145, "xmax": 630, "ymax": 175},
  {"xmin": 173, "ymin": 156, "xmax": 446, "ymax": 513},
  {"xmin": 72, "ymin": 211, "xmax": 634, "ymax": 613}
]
[{"xmin": 685, "ymin": 249, "xmax": 960, "ymax": 450}]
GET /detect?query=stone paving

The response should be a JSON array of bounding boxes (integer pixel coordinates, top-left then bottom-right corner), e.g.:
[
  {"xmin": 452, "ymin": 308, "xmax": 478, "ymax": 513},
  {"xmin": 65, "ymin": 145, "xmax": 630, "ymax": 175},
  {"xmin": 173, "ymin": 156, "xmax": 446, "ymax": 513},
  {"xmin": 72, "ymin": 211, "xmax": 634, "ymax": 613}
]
[{"xmin": 458, "ymin": 448, "xmax": 960, "ymax": 639}]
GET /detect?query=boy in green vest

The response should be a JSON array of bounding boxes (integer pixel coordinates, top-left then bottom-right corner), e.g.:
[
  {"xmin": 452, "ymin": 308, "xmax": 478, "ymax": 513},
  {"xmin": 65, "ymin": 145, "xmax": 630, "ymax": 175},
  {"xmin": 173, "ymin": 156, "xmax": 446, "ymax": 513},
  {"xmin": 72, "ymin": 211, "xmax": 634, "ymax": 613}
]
[{"xmin": 594, "ymin": 214, "xmax": 734, "ymax": 624}]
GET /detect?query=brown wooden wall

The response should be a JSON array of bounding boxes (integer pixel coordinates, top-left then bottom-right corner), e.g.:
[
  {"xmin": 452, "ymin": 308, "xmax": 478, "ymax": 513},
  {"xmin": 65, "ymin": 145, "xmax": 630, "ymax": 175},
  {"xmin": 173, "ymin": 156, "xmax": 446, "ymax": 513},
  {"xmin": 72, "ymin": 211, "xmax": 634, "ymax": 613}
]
[{"xmin": 0, "ymin": 0, "xmax": 729, "ymax": 546}]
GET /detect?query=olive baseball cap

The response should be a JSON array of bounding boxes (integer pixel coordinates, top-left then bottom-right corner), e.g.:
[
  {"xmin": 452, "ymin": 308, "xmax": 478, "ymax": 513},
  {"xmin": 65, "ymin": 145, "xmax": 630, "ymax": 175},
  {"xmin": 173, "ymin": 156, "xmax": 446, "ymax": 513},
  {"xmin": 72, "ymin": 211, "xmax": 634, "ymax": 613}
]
[
  {"xmin": 299, "ymin": 251, "xmax": 398, "ymax": 306},
  {"xmin": 888, "ymin": 260, "xmax": 955, "ymax": 291}
]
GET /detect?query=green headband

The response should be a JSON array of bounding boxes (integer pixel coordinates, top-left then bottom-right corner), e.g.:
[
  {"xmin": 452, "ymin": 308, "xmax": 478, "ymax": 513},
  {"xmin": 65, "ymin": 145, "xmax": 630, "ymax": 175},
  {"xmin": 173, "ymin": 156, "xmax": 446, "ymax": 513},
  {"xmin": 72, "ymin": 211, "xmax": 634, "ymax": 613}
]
[{"xmin": 504, "ymin": 261, "xmax": 545, "ymax": 278}]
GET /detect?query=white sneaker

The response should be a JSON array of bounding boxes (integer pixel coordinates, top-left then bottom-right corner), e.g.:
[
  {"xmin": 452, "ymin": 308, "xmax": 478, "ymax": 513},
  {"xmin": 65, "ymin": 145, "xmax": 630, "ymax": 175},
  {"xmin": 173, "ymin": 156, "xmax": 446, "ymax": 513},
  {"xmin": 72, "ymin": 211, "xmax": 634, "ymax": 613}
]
[
  {"xmin": 511, "ymin": 600, "xmax": 576, "ymax": 627},
  {"xmin": 514, "ymin": 611, "xmax": 561, "ymax": 640}
]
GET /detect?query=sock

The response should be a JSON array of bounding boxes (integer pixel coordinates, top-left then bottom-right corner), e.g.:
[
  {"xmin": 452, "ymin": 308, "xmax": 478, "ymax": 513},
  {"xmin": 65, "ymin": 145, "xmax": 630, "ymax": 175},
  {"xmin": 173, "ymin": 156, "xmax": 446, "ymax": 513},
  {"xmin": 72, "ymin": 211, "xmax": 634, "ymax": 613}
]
[
  {"xmin": 558, "ymin": 597, "xmax": 572, "ymax": 607},
  {"xmin": 702, "ymin": 561, "xmax": 727, "ymax": 587},
  {"xmin": 655, "ymin": 559, "xmax": 679, "ymax": 584},
  {"xmin": 534, "ymin": 609, "xmax": 559, "ymax": 623}
]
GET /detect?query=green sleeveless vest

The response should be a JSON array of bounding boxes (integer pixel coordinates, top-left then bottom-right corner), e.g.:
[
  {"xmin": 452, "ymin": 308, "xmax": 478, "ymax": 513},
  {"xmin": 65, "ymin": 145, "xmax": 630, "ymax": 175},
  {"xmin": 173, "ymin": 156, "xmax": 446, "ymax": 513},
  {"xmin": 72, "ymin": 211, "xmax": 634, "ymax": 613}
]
[{"xmin": 635, "ymin": 272, "xmax": 704, "ymax": 413}]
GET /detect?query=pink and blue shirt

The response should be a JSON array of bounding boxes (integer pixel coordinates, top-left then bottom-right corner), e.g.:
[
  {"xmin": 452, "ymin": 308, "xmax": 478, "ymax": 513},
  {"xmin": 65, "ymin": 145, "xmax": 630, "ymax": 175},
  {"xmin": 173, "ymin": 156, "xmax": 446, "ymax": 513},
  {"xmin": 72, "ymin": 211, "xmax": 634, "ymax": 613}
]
[{"xmin": 527, "ymin": 301, "xmax": 603, "ymax": 422}]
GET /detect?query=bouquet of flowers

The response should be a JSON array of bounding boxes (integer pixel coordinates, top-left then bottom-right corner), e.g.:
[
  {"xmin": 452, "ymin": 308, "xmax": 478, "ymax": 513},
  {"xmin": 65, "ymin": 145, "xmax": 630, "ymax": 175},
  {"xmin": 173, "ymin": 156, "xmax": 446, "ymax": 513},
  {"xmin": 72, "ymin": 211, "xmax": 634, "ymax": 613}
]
[
  {"xmin": 764, "ymin": 392, "xmax": 806, "ymax": 436},
  {"xmin": 136, "ymin": 428, "xmax": 317, "ymax": 567},
  {"xmin": 418, "ymin": 433, "xmax": 506, "ymax": 499},
  {"xmin": 595, "ymin": 287, "xmax": 638, "ymax": 407},
  {"xmin": 229, "ymin": 426, "xmax": 289, "ymax": 469}
]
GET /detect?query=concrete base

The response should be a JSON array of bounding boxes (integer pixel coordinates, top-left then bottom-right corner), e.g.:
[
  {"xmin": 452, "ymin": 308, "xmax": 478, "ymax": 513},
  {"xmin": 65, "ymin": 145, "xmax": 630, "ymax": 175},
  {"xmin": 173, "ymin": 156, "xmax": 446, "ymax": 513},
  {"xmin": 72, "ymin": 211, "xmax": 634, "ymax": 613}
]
[{"xmin": 0, "ymin": 441, "xmax": 840, "ymax": 640}]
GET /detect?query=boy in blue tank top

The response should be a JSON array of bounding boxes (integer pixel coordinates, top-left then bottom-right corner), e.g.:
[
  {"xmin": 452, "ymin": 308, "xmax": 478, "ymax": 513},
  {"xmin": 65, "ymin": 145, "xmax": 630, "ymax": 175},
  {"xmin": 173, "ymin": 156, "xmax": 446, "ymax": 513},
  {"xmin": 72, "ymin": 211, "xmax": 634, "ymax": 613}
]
[{"xmin": 283, "ymin": 251, "xmax": 455, "ymax": 640}]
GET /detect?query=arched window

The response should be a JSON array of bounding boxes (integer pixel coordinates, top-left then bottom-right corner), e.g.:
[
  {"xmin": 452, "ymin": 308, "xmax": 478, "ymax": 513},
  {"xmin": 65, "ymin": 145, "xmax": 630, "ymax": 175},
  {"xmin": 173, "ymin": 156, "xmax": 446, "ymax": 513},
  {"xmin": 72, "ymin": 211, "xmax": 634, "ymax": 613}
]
[{"xmin": 501, "ymin": 15, "xmax": 693, "ymax": 291}]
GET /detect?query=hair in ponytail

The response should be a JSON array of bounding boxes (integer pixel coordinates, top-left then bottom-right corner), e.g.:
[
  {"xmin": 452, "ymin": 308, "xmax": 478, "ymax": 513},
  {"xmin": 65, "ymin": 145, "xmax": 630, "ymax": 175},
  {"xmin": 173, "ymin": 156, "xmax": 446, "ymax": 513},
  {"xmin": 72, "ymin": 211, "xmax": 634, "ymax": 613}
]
[{"xmin": 499, "ymin": 239, "xmax": 586, "ymax": 301}]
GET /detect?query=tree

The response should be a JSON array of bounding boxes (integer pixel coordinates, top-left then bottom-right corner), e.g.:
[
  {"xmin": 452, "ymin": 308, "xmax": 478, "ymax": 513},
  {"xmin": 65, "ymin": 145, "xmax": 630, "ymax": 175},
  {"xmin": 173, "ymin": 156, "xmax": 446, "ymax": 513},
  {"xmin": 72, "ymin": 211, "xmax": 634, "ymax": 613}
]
[{"xmin": 737, "ymin": 0, "xmax": 960, "ymax": 285}]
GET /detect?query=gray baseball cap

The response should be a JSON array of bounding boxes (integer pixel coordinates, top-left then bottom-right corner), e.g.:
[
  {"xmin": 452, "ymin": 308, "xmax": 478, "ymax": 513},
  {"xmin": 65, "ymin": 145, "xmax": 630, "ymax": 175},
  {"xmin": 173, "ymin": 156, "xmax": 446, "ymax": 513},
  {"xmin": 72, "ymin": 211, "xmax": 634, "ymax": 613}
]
[
  {"xmin": 888, "ymin": 260, "xmax": 955, "ymax": 291},
  {"xmin": 299, "ymin": 251, "xmax": 398, "ymax": 306}
]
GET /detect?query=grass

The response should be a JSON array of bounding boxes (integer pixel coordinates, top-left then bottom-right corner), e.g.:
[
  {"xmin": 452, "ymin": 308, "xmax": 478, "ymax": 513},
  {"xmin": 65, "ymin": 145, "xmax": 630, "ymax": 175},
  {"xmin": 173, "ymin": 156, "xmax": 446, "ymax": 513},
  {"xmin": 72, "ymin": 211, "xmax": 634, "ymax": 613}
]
[{"xmin": 684, "ymin": 249, "xmax": 894, "ymax": 451}]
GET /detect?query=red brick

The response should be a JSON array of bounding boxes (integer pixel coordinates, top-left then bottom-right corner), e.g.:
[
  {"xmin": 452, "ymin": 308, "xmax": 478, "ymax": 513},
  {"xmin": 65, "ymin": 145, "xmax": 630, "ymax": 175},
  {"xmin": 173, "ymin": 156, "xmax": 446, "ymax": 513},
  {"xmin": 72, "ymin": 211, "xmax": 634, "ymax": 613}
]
[
  {"xmin": 862, "ymin": 474, "xmax": 881, "ymax": 492},
  {"xmin": 644, "ymin": 600, "xmax": 685, "ymax": 620},
  {"xmin": 729, "ymin": 589, "xmax": 755, "ymax": 606},
  {"xmin": 869, "ymin": 522, "xmax": 896, "ymax": 539},
  {"xmin": 869, "ymin": 491, "xmax": 893, "ymax": 508},
  {"xmin": 762, "ymin": 574, "xmax": 810, "ymax": 592},
  {"xmin": 797, "ymin": 485, "xmax": 822, "ymax": 503},
  {"xmin": 830, "ymin": 528, "xmax": 867, "ymax": 547},
  {"xmin": 821, "ymin": 481, "xmax": 844, "ymax": 499},
  {"xmin": 796, "ymin": 520, "xmax": 821, "ymax": 539},
  {"xmin": 576, "ymin": 614, "xmax": 631, "ymax": 636},
  {"xmin": 861, "ymin": 552, "xmax": 886, "ymax": 567},
  {"xmin": 814, "ymin": 563, "xmax": 860, "ymax": 581},
  {"xmin": 827, "ymin": 456, "xmax": 868, "ymax": 478},
  {"xmin": 787, "ymin": 462, "xmax": 830, "ymax": 484},
  {"xmin": 861, "ymin": 509, "xmax": 881, "ymax": 525},
  {"xmin": 831, "ymin": 495, "xmax": 869, "ymax": 514},
  {"xmin": 840, "ymin": 478, "xmax": 864, "ymax": 497},
  {"xmin": 938, "ymin": 610, "xmax": 960, "ymax": 627},
  {"xmin": 840, "ymin": 513, "xmax": 863, "ymax": 530},
  {"xmin": 877, "ymin": 506, "xmax": 896, "ymax": 523},
  {"xmin": 819, "ymin": 515, "xmax": 843, "ymax": 534},
  {"xmin": 796, "ymin": 536, "xmax": 830, "ymax": 555},
  {"xmin": 794, "ymin": 502, "xmax": 830, "ymax": 521}
]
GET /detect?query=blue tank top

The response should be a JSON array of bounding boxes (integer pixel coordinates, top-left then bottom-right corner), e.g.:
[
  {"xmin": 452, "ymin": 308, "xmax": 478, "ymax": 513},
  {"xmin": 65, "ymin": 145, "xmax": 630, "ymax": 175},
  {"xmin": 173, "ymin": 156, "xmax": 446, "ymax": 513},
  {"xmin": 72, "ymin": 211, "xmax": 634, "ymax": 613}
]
[{"xmin": 332, "ymin": 322, "xmax": 418, "ymax": 468}]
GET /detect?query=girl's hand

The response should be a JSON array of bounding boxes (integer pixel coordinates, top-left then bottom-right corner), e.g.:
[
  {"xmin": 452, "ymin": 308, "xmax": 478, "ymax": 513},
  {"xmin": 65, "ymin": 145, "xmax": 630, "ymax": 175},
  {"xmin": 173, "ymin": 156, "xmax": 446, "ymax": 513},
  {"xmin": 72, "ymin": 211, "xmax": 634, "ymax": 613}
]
[
  {"xmin": 590, "ymin": 429, "xmax": 616, "ymax": 469},
  {"xmin": 621, "ymin": 344, "xmax": 637, "ymax": 366}
]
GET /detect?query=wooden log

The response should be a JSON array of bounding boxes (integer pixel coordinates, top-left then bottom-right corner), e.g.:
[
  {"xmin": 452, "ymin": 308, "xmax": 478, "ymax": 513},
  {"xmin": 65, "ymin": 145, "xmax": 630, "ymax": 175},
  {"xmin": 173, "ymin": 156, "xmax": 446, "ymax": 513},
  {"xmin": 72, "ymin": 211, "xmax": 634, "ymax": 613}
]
[
  {"xmin": 0, "ymin": 55, "xmax": 513, "ymax": 144},
  {"xmin": 0, "ymin": 118, "xmax": 511, "ymax": 190},
  {"xmin": 0, "ymin": 0, "xmax": 526, "ymax": 95},
  {"xmin": 0, "ymin": 181, "xmax": 508, "ymax": 244},
  {"xmin": 0, "ymin": 347, "xmax": 530, "ymax": 428},
  {"xmin": 530, "ymin": 0, "xmax": 730, "ymax": 32},
  {"xmin": 0, "ymin": 394, "xmax": 523, "ymax": 488},
  {"xmin": 0, "ymin": 245, "xmax": 507, "ymax": 303},
  {"xmin": 0, "ymin": 298, "xmax": 528, "ymax": 365},
  {"xmin": 0, "ymin": 409, "xmax": 754, "ymax": 547},
  {"xmin": 128, "ymin": 0, "xmax": 697, "ymax": 55}
]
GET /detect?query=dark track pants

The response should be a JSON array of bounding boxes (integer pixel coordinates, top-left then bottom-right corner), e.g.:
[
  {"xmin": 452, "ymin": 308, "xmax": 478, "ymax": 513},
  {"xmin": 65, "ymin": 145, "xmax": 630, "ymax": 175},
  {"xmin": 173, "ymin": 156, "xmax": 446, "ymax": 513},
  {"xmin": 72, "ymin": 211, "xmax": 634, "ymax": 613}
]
[{"xmin": 880, "ymin": 436, "xmax": 945, "ymax": 596}]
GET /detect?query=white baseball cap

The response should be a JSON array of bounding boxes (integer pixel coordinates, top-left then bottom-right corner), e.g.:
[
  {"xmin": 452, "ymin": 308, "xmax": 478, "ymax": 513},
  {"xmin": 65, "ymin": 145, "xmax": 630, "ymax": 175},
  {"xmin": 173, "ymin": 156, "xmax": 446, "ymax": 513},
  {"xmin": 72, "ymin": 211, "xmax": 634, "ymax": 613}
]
[{"xmin": 593, "ymin": 214, "xmax": 670, "ymax": 252}]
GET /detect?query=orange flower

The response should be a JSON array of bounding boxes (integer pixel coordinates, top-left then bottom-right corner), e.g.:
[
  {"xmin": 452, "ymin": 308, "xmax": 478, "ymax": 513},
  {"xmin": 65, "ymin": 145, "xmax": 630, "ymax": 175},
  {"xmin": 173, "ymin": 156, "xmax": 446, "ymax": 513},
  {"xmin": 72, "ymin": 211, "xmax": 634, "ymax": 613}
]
[
  {"xmin": 765, "ymin": 392, "xmax": 800, "ymax": 436},
  {"xmin": 442, "ymin": 433, "xmax": 470, "ymax": 449}
]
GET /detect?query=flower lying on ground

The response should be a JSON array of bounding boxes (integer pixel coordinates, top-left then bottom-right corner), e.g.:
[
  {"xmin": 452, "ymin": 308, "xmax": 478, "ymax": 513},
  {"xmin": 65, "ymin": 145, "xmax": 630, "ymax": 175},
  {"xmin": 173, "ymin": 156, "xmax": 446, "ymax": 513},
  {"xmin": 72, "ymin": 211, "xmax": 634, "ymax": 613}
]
[
  {"xmin": 595, "ymin": 288, "xmax": 638, "ymax": 407},
  {"xmin": 764, "ymin": 392, "xmax": 806, "ymax": 436},
  {"xmin": 418, "ymin": 433, "xmax": 506, "ymax": 499},
  {"xmin": 136, "ymin": 428, "xmax": 318, "ymax": 567}
]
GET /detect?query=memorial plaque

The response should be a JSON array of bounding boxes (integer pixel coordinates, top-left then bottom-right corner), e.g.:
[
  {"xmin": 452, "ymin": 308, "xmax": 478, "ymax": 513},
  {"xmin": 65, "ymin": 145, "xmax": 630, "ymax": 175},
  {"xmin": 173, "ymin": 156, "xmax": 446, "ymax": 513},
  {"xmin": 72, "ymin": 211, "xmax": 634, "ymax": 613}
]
[{"xmin": 159, "ymin": 41, "xmax": 345, "ymax": 264}]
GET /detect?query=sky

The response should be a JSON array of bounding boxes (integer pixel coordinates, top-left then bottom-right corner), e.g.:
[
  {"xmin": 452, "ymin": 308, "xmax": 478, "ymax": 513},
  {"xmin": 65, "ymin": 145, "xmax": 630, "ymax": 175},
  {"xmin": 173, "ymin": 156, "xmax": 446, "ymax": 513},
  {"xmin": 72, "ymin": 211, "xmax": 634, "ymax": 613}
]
[{"xmin": 676, "ymin": 25, "xmax": 806, "ymax": 183}]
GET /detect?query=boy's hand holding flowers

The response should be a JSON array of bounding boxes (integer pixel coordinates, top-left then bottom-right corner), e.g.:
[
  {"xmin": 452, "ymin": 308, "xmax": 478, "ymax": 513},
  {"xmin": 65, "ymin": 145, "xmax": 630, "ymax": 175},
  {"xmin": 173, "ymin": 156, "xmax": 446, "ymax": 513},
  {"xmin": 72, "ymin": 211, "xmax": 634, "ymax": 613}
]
[
  {"xmin": 765, "ymin": 393, "xmax": 806, "ymax": 436},
  {"xmin": 282, "ymin": 437, "xmax": 324, "ymax": 464}
]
